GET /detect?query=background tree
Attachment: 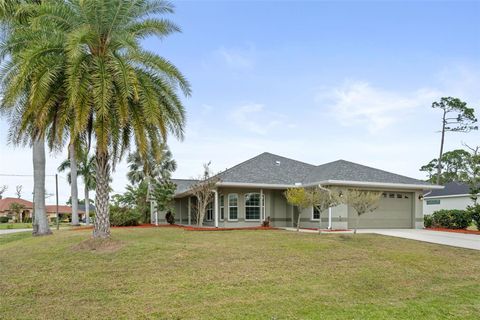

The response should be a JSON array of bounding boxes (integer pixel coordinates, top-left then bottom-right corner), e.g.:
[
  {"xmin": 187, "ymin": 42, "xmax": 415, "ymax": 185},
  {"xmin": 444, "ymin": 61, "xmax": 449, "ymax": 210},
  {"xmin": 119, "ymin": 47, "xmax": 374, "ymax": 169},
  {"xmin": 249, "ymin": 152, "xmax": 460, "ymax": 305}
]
[
  {"xmin": 284, "ymin": 187, "xmax": 311, "ymax": 231},
  {"xmin": 190, "ymin": 163, "xmax": 219, "ymax": 227},
  {"xmin": 0, "ymin": 185, "xmax": 7, "ymax": 199},
  {"xmin": 463, "ymin": 144, "xmax": 480, "ymax": 205},
  {"xmin": 420, "ymin": 149, "xmax": 470, "ymax": 184},
  {"xmin": 127, "ymin": 146, "xmax": 177, "ymax": 185},
  {"xmin": 344, "ymin": 189, "xmax": 382, "ymax": 234},
  {"xmin": 59, "ymin": 147, "xmax": 96, "ymax": 225},
  {"xmin": 9, "ymin": 202, "xmax": 25, "ymax": 222},
  {"xmin": 432, "ymin": 97, "xmax": 477, "ymax": 185},
  {"xmin": 15, "ymin": 185, "xmax": 22, "ymax": 198}
]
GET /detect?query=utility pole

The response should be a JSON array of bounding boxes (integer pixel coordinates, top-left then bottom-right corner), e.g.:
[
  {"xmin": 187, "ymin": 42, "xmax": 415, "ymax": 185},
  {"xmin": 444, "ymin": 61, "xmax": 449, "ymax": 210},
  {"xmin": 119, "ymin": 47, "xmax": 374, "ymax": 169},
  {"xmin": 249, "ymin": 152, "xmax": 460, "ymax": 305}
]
[{"xmin": 55, "ymin": 174, "xmax": 59, "ymax": 230}]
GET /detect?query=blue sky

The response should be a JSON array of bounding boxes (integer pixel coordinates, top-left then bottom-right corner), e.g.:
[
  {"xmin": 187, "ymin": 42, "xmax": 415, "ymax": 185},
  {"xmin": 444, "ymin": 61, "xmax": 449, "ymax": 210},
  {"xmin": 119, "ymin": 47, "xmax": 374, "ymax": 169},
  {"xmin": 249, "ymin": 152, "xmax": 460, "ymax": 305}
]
[{"xmin": 1, "ymin": 0, "xmax": 479, "ymax": 203}]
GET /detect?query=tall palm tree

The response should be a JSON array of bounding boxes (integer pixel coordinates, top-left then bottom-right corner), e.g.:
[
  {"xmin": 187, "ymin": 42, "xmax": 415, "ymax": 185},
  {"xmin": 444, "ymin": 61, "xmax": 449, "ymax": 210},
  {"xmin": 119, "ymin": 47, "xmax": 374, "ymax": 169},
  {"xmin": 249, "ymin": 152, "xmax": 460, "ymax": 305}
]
[
  {"xmin": 0, "ymin": 0, "xmax": 54, "ymax": 236},
  {"xmin": 58, "ymin": 147, "xmax": 96, "ymax": 225},
  {"xmin": 13, "ymin": 0, "xmax": 190, "ymax": 238}
]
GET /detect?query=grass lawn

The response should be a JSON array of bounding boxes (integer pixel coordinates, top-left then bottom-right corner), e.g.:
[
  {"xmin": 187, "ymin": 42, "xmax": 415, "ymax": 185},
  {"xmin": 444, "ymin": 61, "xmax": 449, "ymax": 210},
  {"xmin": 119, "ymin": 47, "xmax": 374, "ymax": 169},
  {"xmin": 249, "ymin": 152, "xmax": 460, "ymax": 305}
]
[
  {"xmin": 0, "ymin": 222, "xmax": 33, "ymax": 229},
  {"xmin": 1, "ymin": 228, "xmax": 480, "ymax": 319}
]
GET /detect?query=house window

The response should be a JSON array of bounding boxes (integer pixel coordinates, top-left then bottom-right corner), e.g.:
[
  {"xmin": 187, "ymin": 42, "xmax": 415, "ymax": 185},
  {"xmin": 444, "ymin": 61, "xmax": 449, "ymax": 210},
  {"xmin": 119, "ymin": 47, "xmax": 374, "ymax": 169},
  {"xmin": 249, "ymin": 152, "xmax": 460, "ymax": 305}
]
[
  {"xmin": 219, "ymin": 195, "xmax": 224, "ymax": 220},
  {"xmin": 228, "ymin": 194, "xmax": 238, "ymax": 220},
  {"xmin": 312, "ymin": 207, "xmax": 321, "ymax": 220},
  {"xmin": 245, "ymin": 193, "xmax": 265, "ymax": 221},
  {"xmin": 206, "ymin": 201, "xmax": 213, "ymax": 221},
  {"xmin": 426, "ymin": 199, "xmax": 440, "ymax": 205}
]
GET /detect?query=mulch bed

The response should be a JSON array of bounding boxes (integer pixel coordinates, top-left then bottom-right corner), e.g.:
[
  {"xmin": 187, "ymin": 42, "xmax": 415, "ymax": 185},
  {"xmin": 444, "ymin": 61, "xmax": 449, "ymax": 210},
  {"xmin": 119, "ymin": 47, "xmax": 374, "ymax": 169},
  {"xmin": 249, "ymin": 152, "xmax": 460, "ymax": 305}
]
[
  {"xmin": 425, "ymin": 227, "xmax": 480, "ymax": 235},
  {"xmin": 72, "ymin": 224, "xmax": 278, "ymax": 232}
]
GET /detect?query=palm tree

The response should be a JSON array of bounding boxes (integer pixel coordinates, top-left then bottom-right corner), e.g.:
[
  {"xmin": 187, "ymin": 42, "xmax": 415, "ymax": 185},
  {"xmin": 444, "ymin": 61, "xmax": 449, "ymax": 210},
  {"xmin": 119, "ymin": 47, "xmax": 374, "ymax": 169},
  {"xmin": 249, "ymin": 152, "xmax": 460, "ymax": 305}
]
[
  {"xmin": 0, "ymin": 0, "xmax": 54, "ymax": 236},
  {"xmin": 17, "ymin": 0, "xmax": 190, "ymax": 238},
  {"xmin": 127, "ymin": 145, "xmax": 177, "ymax": 185},
  {"xmin": 58, "ymin": 147, "xmax": 96, "ymax": 225}
]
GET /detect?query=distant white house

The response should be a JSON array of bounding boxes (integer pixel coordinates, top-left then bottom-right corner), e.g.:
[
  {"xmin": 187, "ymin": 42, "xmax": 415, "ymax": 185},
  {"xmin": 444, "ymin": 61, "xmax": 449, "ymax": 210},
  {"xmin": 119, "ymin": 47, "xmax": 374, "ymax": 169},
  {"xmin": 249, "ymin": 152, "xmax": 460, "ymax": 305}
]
[{"xmin": 423, "ymin": 182, "xmax": 477, "ymax": 215}]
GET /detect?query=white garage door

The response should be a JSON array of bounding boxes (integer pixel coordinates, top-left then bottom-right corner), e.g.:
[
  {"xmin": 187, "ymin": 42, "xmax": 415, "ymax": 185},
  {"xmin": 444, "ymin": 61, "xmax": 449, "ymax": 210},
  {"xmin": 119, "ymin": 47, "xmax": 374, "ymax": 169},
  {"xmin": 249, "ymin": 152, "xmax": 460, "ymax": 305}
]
[{"xmin": 348, "ymin": 192, "xmax": 413, "ymax": 229}]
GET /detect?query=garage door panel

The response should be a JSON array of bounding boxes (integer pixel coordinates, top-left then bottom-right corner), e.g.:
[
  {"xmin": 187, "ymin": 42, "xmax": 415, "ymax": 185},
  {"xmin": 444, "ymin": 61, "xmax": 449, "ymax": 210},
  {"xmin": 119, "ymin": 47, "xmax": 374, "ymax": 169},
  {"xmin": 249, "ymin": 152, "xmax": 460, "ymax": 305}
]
[{"xmin": 348, "ymin": 192, "xmax": 413, "ymax": 229}]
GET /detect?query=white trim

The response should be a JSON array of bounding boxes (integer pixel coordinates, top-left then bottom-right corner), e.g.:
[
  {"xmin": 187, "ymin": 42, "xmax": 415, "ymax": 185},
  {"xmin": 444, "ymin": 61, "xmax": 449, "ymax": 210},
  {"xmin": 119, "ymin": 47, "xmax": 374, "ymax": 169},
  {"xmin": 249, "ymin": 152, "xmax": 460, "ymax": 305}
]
[
  {"xmin": 227, "ymin": 193, "xmax": 239, "ymax": 221},
  {"xmin": 424, "ymin": 193, "xmax": 478, "ymax": 200},
  {"xmin": 304, "ymin": 179, "xmax": 444, "ymax": 190},
  {"xmin": 218, "ymin": 182, "xmax": 294, "ymax": 189},
  {"xmin": 213, "ymin": 190, "xmax": 219, "ymax": 228},
  {"xmin": 311, "ymin": 206, "xmax": 320, "ymax": 221}
]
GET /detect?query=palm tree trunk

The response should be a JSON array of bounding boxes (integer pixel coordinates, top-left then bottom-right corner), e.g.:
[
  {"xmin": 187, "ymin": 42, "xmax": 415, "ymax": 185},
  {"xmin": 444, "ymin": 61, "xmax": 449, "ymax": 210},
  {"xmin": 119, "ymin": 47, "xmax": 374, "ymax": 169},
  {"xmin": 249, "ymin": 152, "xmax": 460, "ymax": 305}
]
[
  {"xmin": 69, "ymin": 142, "xmax": 79, "ymax": 225},
  {"xmin": 93, "ymin": 148, "xmax": 110, "ymax": 239},
  {"xmin": 85, "ymin": 187, "xmax": 90, "ymax": 225},
  {"xmin": 32, "ymin": 137, "xmax": 51, "ymax": 236}
]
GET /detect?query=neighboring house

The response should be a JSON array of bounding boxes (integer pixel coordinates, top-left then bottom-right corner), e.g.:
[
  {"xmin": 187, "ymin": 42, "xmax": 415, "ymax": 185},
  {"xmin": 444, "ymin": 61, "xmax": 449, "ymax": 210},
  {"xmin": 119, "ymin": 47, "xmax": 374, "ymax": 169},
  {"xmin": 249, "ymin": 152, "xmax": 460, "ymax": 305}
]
[
  {"xmin": 164, "ymin": 152, "xmax": 442, "ymax": 229},
  {"xmin": 45, "ymin": 205, "xmax": 85, "ymax": 222},
  {"xmin": 423, "ymin": 181, "xmax": 478, "ymax": 215},
  {"xmin": 0, "ymin": 198, "xmax": 33, "ymax": 221}
]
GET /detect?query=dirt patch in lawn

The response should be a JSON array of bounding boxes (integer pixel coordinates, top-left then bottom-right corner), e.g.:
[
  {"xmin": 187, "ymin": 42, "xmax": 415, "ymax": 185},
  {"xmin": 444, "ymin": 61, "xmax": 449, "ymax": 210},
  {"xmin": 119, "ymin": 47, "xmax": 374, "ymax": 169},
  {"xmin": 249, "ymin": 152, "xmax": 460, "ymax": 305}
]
[{"xmin": 72, "ymin": 238, "xmax": 125, "ymax": 253}]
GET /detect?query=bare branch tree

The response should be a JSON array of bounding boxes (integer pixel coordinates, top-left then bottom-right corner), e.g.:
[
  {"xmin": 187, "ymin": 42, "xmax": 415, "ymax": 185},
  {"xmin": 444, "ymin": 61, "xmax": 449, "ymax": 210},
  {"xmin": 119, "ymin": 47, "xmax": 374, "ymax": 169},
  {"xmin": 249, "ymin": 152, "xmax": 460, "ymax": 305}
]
[
  {"xmin": 0, "ymin": 185, "xmax": 7, "ymax": 199},
  {"xmin": 15, "ymin": 185, "xmax": 22, "ymax": 198},
  {"xmin": 190, "ymin": 162, "xmax": 220, "ymax": 227}
]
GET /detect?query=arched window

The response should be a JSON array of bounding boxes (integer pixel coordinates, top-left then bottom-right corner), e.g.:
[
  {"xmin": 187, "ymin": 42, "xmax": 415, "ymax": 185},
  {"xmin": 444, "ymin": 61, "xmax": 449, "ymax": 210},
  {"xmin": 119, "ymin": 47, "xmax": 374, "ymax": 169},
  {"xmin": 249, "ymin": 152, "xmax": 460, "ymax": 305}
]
[{"xmin": 244, "ymin": 193, "xmax": 265, "ymax": 221}]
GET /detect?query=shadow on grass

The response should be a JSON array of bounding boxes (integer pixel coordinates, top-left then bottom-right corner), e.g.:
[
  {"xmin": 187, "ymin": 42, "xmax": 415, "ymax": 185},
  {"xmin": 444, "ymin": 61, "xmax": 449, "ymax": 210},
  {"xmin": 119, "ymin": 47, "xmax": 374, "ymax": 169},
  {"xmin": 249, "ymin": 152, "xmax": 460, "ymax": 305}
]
[{"xmin": 71, "ymin": 237, "xmax": 125, "ymax": 253}]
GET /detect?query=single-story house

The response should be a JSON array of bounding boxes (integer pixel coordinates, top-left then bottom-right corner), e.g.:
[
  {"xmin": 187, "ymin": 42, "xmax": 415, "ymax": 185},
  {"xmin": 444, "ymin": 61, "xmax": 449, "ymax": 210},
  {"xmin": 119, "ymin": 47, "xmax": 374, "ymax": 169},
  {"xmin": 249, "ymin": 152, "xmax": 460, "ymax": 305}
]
[
  {"xmin": 161, "ymin": 152, "xmax": 442, "ymax": 229},
  {"xmin": 0, "ymin": 197, "xmax": 84, "ymax": 222},
  {"xmin": 423, "ymin": 181, "xmax": 478, "ymax": 215},
  {"xmin": 0, "ymin": 197, "xmax": 33, "ymax": 222}
]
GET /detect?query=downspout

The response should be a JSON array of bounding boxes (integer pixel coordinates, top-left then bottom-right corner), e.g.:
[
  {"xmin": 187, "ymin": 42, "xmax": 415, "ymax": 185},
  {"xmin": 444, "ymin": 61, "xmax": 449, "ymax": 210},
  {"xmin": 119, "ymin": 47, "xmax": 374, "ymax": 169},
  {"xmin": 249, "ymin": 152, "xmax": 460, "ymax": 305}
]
[{"xmin": 213, "ymin": 189, "xmax": 219, "ymax": 228}]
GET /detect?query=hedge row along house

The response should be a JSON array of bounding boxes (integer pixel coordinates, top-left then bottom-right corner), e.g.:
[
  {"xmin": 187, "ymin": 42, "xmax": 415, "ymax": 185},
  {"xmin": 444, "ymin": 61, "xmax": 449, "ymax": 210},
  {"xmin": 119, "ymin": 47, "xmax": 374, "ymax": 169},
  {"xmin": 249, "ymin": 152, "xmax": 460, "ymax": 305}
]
[{"xmin": 159, "ymin": 152, "xmax": 443, "ymax": 229}]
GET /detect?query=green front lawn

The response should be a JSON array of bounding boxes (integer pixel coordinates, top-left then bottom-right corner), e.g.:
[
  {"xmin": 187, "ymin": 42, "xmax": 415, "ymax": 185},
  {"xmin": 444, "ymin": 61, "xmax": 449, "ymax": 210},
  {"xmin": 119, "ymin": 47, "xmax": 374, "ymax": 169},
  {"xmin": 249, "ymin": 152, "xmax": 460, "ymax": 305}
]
[
  {"xmin": 0, "ymin": 222, "xmax": 32, "ymax": 229},
  {"xmin": 1, "ymin": 228, "xmax": 479, "ymax": 319}
]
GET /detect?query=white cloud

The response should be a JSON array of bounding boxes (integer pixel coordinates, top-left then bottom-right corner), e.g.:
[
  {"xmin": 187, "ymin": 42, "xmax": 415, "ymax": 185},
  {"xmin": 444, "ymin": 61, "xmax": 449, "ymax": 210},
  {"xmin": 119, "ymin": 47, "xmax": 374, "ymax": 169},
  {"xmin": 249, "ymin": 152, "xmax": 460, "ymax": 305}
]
[
  {"xmin": 215, "ymin": 45, "xmax": 255, "ymax": 69},
  {"xmin": 316, "ymin": 80, "xmax": 442, "ymax": 133},
  {"xmin": 229, "ymin": 103, "xmax": 288, "ymax": 135}
]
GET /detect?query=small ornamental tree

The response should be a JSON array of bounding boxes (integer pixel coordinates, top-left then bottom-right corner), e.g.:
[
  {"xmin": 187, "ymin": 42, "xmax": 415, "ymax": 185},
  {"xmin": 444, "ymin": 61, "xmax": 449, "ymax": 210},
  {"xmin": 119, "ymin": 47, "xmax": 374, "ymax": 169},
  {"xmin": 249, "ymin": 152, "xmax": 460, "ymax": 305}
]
[
  {"xmin": 432, "ymin": 97, "xmax": 477, "ymax": 185},
  {"xmin": 345, "ymin": 189, "xmax": 382, "ymax": 234},
  {"xmin": 191, "ymin": 163, "xmax": 220, "ymax": 227},
  {"xmin": 9, "ymin": 202, "xmax": 25, "ymax": 223},
  {"xmin": 309, "ymin": 186, "xmax": 343, "ymax": 234},
  {"xmin": 284, "ymin": 188, "xmax": 310, "ymax": 231},
  {"xmin": 0, "ymin": 185, "xmax": 7, "ymax": 199}
]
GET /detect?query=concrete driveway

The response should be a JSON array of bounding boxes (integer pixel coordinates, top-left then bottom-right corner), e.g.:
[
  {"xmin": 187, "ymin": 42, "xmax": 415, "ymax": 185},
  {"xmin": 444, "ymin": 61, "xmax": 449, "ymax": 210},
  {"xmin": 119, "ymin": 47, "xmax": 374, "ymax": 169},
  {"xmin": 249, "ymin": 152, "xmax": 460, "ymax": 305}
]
[
  {"xmin": 361, "ymin": 229, "xmax": 480, "ymax": 251},
  {"xmin": 0, "ymin": 228, "xmax": 32, "ymax": 235}
]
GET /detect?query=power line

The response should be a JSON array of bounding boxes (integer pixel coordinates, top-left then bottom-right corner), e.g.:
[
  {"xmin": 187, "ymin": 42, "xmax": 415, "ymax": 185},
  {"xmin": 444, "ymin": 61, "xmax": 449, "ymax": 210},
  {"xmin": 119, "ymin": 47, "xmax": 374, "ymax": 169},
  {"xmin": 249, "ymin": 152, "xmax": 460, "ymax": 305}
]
[{"xmin": 0, "ymin": 173, "xmax": 57, "ymax": 177}]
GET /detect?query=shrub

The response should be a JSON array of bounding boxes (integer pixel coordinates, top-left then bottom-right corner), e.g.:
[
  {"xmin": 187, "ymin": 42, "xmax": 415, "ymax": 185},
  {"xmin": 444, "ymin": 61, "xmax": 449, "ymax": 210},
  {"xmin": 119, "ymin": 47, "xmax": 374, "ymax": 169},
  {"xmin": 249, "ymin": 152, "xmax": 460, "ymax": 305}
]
[
  {"xmin": 431, "ymin": 209, "xmax": 472, "ymax": 229},
  {"xmin": 165, "ymin": 211, "xmax": 175, "ymax": 225},
  {"xmin": 424, "ymin": 215, "xmax": 433, "ymax": 228},
  {"xmin": 468, "ymin": 204, "xmax": 480, "ymax": 231},
  {"xmin": 110, "ymin": 206, "xmax": 141, "ymax": 227},
  {"xmin": 0, "ymin": 216, "xmax": 9, "ymax": 223}
]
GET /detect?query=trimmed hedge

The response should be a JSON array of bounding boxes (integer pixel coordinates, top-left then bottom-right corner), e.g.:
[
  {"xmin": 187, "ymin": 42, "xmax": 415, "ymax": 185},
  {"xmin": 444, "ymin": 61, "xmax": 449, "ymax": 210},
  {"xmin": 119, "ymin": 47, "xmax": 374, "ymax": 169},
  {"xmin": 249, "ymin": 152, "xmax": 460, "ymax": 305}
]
[
  {"xmin": 430, "ymin": 209, "xmax": 472, "ymax": 229},
  {"xmin": 0, "ymin": 216, "xmax": 9, "ymax": 223},
  {"xmin": 110, "ymin": 206, "xmax": 141, "ymax": 227},
  {"xmin": 424, "ymin": 215, "xmax": 433, "ymax": 228}
]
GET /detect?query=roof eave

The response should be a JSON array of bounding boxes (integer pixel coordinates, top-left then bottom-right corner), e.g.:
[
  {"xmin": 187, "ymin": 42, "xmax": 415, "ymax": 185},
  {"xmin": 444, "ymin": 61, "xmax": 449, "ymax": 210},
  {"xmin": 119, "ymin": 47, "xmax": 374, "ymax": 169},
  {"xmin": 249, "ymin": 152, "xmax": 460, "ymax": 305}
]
[{"xmin": 304, "ymin": 179, "xmax": 444, "ymax": 190}]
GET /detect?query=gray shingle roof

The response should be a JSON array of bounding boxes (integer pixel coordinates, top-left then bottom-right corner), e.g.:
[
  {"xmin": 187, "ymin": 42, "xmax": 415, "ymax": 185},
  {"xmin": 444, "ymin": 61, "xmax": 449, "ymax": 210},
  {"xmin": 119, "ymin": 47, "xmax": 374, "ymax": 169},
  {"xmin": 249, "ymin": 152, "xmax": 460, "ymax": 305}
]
[
  {"xmin": 215, "ymin": 152, "xmax": 315, "ymax": 185},
  {"xmin": 172, "ymin": 179, "xmax": 198, "ymax": 194},
  {"xmin": 305, "ymin": 160, "xmax": 428, "ymax": 185},
  {"xmin": 425, "ymin": 181, "xmax": 471, "ymax": 197},
  {"xmin": 174, "ymin": 152, "xmax": 434, "ymax": 195}
]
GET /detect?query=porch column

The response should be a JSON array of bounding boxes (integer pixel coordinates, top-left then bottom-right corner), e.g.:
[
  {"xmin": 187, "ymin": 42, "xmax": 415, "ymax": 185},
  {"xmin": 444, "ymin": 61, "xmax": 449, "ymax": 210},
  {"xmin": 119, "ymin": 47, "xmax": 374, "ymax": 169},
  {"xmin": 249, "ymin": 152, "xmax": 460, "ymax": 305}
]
[
  {"xmin": 188, "ymin": 197, "xmax": 191, "ymax": 225},
  {"xmin": 214, "ymin": 190, "xmax": 219, "ymax": 228},
  {"xmin": 328, "ymin": 207, "xmax": 332, "ymax": 230},
  {"xmin": 260, "ymin": 189, "xmax": 264, "ymax": 223}
]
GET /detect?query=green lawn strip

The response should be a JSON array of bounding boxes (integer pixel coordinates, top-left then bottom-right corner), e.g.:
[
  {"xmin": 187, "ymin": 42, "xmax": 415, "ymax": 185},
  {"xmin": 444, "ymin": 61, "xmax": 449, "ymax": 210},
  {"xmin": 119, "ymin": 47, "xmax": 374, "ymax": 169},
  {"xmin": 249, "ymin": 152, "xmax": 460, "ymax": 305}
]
[{"xmin": 1, "ymin": 228, "xmax": 479, "ymax": 319}]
